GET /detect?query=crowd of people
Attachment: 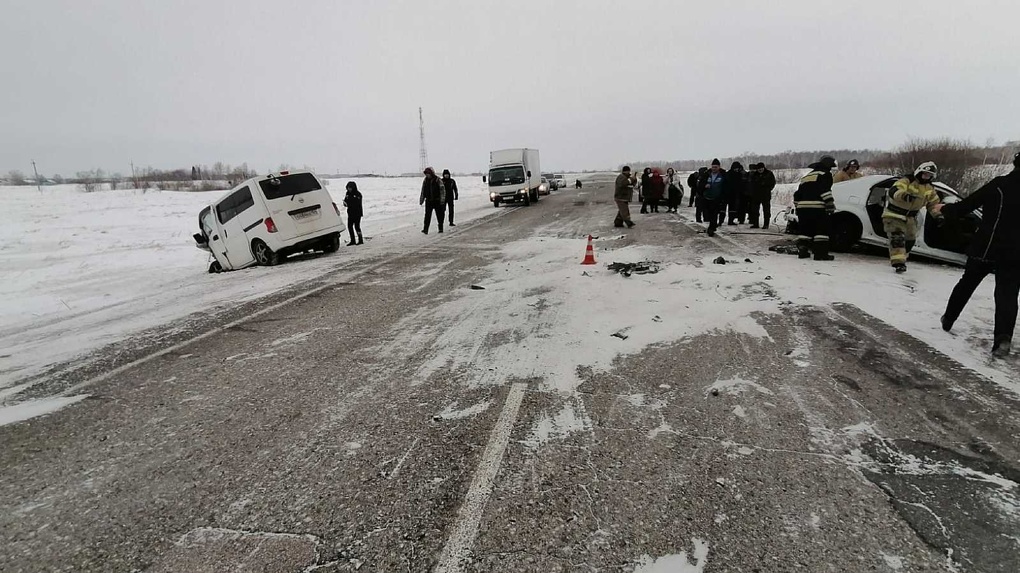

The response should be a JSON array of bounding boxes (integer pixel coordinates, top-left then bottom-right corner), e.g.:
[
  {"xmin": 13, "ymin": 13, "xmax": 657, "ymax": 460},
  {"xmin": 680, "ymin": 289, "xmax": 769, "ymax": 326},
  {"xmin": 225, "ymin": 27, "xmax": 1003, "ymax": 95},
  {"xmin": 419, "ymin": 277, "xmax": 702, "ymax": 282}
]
[{"xmin": 614, "ymin": 152, "xmax": 1020, "ymax": 358}]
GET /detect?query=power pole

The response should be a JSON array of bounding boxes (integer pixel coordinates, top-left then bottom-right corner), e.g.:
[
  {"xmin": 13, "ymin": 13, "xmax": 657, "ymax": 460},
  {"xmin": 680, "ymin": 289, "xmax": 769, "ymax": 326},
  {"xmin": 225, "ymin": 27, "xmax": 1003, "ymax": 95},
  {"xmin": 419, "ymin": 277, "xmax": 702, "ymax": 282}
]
[
  {"xmin": 31, "ymin": 160, "xmax": 41, "ymax": 192},
  {"xmin": 419, "ymin": 107, "xmax": 428, "ymax": 173}
]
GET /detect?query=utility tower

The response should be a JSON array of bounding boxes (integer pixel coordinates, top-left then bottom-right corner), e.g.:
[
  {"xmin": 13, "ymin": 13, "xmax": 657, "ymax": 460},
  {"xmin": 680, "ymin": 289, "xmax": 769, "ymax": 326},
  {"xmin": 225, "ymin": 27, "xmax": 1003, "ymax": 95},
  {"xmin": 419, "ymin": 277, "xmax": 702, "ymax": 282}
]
[{"xmin": 418, "ymin": 107, "xmax": 428, "ymax": 172}]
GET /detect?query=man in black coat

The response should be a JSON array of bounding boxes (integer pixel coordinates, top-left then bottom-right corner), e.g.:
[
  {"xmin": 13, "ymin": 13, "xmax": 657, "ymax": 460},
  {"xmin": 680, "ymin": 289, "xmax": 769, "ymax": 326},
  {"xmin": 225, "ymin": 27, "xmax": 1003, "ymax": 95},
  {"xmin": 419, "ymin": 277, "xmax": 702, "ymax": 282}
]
[
  {"xmin": 442, "ymin": 169, "xmax": 459, "ymax": 226},
  {"xmin": 748, "ymin": 163, "xmax": 777, "ymax": 229},
  {"xmin": 343, "ymin": 181, "xmax": 363, "ymax": 245},
  {"xmin": 687, "ymin": 169, "xmax": 702, "ymax": 210},
  {"xmin": 419, "ymin": 167, "xmax": 446, "ymax": 234},
  {"xmin": 939, "ymin": 152, "xmax": 1020, "ymax": 357},
  {"xmin": 723, "ymin": 161, "xmax": 748, "ymax": 225}
]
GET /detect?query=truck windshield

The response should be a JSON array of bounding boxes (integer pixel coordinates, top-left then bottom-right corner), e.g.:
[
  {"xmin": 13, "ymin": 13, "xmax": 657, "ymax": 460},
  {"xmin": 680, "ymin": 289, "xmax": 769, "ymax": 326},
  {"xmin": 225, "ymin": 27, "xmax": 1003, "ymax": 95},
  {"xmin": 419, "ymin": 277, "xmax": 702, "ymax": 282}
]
[
  {"xmin": 259, "ymin": 173, "xmax": 322, "ymax": 200},
  {"xmin": 489, "ymin": 166, "xmax": 525, "ymax": 186}
]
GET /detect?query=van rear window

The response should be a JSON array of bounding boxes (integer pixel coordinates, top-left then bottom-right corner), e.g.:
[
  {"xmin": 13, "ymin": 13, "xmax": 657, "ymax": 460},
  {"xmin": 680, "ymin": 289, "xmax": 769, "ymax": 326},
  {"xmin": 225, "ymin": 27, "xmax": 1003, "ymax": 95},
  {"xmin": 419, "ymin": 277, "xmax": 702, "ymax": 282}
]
[{"xmin": 259, "ymin": 173, "xmax": 322, "ymax": 200}]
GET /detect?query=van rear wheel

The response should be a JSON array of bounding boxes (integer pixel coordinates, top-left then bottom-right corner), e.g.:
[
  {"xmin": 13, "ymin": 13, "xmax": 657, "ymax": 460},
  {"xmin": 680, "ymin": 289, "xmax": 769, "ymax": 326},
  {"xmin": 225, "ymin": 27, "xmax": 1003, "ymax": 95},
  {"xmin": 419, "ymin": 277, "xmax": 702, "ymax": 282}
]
[
  {"xmin": 252, "ymin": 240, "xmax": 279, "ymax": 266},
  {"xmin": 323, "ymin": 234, "xmax": 340, "ymax": 253}
]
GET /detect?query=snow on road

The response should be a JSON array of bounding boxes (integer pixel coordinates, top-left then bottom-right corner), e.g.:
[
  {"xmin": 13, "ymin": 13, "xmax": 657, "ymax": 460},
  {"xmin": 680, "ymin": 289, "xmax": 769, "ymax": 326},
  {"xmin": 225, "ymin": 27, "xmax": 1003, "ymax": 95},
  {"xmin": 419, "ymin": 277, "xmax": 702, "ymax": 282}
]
[{"xmin": 0, "ymin": 176, "xmax": 493, "ymax": 400}]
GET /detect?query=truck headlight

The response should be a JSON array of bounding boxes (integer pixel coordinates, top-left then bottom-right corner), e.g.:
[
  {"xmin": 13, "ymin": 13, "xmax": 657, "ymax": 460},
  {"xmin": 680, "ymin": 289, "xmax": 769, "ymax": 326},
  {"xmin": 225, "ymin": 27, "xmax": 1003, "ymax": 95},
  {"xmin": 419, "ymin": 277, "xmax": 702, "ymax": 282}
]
[{"xmin": 489, "ymin": 192, "xmax": 497, "ymax": 199}]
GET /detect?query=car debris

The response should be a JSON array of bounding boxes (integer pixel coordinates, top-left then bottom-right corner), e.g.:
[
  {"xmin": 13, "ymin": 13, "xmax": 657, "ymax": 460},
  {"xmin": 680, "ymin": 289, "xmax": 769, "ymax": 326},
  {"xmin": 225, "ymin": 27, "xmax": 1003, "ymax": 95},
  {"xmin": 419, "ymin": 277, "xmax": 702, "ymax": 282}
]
[
  {"xmin": 608, "ymin": 261, "xmax": 661, "ymax": 277},
  {"xmin": 713, "ymin": 257, "xmax": 727, "ymax": 265}
]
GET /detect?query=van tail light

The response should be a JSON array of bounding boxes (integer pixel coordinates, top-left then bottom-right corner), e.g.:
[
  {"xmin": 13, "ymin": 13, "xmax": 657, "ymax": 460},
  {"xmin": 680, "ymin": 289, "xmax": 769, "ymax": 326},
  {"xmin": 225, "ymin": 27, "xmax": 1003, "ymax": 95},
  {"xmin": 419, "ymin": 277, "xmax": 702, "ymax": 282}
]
[
  {"xmin": 332, "ymin": 202, "xmax": 341, "ymax": 216},
  {"xmin": 264, "ymin": 217, "xmax": 278, "ymax": 233},
  {"xmin": 279, "ymin": 170, "xmax": 289, "ymax": 175}
]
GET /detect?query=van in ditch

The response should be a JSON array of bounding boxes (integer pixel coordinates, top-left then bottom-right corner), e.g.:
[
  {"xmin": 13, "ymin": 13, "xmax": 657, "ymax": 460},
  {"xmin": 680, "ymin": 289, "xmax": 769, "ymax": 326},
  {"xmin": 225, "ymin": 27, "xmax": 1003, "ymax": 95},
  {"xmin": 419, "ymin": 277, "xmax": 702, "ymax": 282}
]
[{"xmin": 193, "ymin": 171, "xmax": 344, "ymax": 272}]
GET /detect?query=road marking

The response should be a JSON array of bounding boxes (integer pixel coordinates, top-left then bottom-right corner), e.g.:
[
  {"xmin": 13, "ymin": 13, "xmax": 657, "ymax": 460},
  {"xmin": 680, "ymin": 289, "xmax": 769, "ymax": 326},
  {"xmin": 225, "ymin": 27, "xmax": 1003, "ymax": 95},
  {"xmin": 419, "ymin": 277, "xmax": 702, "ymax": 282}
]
[{"xmin": 434, "ymin": 382, "xmax": 527, "ymax": 573}]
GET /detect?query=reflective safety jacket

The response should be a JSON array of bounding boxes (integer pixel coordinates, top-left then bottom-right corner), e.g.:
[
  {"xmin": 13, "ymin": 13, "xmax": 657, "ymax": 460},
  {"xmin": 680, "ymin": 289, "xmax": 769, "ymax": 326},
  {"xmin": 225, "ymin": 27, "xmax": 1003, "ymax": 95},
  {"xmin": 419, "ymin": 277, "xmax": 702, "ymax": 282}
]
[
  {"xmin": 794, "ymin": 170, "xmax": 835, "ymax": 213},
  {"xmin": 833, "ymin": 169, "xmax": 863, "ymax": 184},
  {"xmin": 882, "ymin": 176, "xmax": 942, "ymax": 221}
]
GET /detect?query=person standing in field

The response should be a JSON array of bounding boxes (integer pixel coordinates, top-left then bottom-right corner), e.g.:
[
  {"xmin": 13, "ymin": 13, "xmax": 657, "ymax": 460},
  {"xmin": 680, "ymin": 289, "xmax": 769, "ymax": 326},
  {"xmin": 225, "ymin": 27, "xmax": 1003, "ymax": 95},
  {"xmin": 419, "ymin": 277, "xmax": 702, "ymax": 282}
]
[
  {"xmin": 938, "ymin": 152, "xmax": 1020, "ymax": 357},
  {"xmin": 614, "ymin": 166, "xmax": 637, "ymax": 228},
  {"xmin": 724, "ymin": 161, "xmax": 748, "ymax": 225},
  {"xmin": 442, "ymin": 169, "xmax": 459, "ymax": 227},
  {"xmin": 690, "ymin": 167, "xmax": 707, "ymax": 221},
  {"xmin": 833, "ymin": 159, "xmax": 863, "ymax": 184},
  {"xmin": 343, "ymin": 181, "xmax": 364, "ymax": 246},
  {"xmin": 639, "ymin": 168, "xmax": 653, "ymax": 214},
  {"xmin": 647, "ymin": 168, "xmax": 665, "ymax": 213},
  {"xmin": 419, "ymin": 167, "xmax": 446, "ymax": 234},
  {"xmin": 793, "ymin": 155, "xmax": 838, "ymax": 261},
  {"xmin": 881, "ymin": 162, "xmax": 944, "ymax": 273},
  {"xmin": 666, "ymin": 167, "xmax": 683, "ymax": 213}
]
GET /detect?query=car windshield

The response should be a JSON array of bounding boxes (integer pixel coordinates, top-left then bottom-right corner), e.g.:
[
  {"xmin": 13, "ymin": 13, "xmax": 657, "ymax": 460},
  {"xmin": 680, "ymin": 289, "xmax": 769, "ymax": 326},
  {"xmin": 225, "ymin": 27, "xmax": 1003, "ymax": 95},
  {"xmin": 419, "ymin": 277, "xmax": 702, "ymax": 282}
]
[
  {"xmin": 259, "ymin": 173, "xmax": 322, "ymax": 200},
  {"xmin": 489, "ymin": 166, "xmax": 525, "ymax": 186}
]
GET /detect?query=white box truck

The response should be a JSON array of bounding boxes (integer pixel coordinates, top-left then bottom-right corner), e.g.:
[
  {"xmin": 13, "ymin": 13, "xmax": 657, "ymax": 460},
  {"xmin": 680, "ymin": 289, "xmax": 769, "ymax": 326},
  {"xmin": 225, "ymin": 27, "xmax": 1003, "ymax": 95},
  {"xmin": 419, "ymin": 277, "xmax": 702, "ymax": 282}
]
[{"xmin": 487, "ymin": 148, "xmax": 541, "ymax": 207}]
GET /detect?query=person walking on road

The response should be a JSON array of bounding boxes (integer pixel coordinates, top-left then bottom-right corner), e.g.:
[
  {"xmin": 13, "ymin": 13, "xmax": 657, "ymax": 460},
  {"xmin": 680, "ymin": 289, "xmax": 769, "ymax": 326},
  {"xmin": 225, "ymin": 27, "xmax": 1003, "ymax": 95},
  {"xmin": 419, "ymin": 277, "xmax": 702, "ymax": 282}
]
[
  {"xmin": 614, "ymin": 166, "xmax": 637, "ymax": 228},
  {"xmin": 833, "ymin": 159, "xmax": 863, "ymax": 184},
  {"xmin": 343, "ymin": 181, "xmax": 364, "ymax": 246},
  {"xmin": 441, "ymin": 169, "xmax": 459, "ymax": 227},
  {"xmin": 793, "ymin": 155, "xmax": 838, "ymax": 261},
  {"xmin": 666, "ymin": 167, "xmax": 683, "ymax": 213},
  {"xmin": 699, "ymin": 159, "xmax": 726, "ymax": 237},
  {"xmin": 748, "ymin": 163, "xmax": 777, "ymax": 229},
  {"xmin": 938, "ymin": 152, "xmax": 1020, "ymax": 358},
  {"xmin": 420, "ymin": 167, "xmax": 446, "ymax": 234},
  {"xmin": 882, "ymin": 162, "xmax": 944, "ymax": 273}
]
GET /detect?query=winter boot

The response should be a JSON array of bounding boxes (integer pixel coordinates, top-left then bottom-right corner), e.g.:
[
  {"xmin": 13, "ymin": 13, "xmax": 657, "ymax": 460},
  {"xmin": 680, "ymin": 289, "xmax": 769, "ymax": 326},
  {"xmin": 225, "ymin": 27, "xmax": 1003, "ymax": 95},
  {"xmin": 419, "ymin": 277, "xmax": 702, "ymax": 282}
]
[
  {"xmin": 894, "ymin": 263, "xmax": 907, "ymax": 274},
  {"xmin": 625, "ymin": 220, "xmax": 635, "ymax": 228},
  {"xmin": 813, "ymin": 241, "xmax": 834, "ymax": 261},
  {"xmin": 614, "ymin": 215, "xmax": 624, "ymax": 228},
  {"xmin": 797, "ymin": 241, "xmax": 812, "ymax": 259},
  {"xmin": 763, "ymin": 223, "xmax": 770, "ymax": 230},
  {"xmin": 357, "ymin": 235, "xmax": 364, "ymax": 245},
  {"xmin": 347, "ymin": 239, "xmax": 357, "ymax": 246},
  {"xmin": 992, "ymin": 338, "xmax": 1012, "ymax": 358},
  {"xmin": 940, "ymin": 314, "xmax": 953, "ymax": 332}
]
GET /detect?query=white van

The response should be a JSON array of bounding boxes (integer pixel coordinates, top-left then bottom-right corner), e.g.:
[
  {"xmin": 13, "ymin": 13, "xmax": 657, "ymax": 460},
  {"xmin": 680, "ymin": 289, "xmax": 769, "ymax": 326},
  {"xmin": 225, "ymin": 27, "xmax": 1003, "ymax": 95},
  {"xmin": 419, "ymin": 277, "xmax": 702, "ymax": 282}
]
[{"xmin": 193, "ymin": 171, "xmax": 344, "ymax": 272}]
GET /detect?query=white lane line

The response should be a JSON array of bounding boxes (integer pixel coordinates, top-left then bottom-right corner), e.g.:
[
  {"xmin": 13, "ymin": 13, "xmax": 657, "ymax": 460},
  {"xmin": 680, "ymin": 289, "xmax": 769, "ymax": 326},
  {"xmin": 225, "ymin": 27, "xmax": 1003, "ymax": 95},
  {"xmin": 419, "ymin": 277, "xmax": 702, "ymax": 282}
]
[{"xmin": 434, "ymin": 382, "xmax": 528, "ymax": 573}]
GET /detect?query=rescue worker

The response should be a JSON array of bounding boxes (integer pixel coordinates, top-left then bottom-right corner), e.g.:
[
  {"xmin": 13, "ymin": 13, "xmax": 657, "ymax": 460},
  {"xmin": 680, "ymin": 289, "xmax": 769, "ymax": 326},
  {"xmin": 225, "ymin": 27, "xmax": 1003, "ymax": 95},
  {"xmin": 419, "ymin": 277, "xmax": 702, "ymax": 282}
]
[
  {"xmin": 882, "ymin": 162, "xmax": 944, "ymax": 273},
  {"xmin": 833, "ymin": 159, "xmax": 863, "ymax": 184},
  {"xmin": 441, "ymin": 169, "xmax": 459, "ymax": 226},
  {"xmin": 419, "ymin": 167, "xmax": 446, "ymax": 234},
  {"xmin": 938, "ymin": 151, "xmax": 1020, "ymax": 358},
  {"xmin": 343, "ymin": 181, "xmax": 363, "ymax": 246},
  {"xmin": 793, "ymin": 155, "xmax": 838, "ymax": 260},
  {"xmin": 748, "ymin": 163, "xmax": 777, "ymax": 229},
  {"xmin": 614, "ymin": 166, "xmax": 637, "ymax": 228},
  {"xmin": 698, "ymin": 159, "xmax": 726, "ymax": 237}
]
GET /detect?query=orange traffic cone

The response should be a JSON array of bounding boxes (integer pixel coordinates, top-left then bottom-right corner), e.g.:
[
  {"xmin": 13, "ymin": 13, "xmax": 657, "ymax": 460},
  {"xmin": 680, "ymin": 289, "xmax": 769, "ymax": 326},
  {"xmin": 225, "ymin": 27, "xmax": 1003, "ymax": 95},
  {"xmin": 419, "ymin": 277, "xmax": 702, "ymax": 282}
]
[{"xmin": 581, "ymin": 235, "xmax": 596, "ymax": 265}]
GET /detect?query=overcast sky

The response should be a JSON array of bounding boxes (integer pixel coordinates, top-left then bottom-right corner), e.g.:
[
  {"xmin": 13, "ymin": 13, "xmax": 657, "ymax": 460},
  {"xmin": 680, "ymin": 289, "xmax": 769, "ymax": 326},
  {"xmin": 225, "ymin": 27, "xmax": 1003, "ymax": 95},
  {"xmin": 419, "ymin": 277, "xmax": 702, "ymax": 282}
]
[{"xmin": 3, "ymin": 0, "xmax": 1018, "ymax": 176}]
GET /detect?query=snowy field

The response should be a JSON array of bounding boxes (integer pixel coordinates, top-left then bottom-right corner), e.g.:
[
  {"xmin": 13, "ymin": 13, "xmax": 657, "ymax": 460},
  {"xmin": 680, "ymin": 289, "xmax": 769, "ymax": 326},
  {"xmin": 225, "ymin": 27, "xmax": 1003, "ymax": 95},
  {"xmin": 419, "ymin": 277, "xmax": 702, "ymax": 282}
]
[{"xmin": 0, "ymin": 175, "xmax": 496, "ymax": 396}]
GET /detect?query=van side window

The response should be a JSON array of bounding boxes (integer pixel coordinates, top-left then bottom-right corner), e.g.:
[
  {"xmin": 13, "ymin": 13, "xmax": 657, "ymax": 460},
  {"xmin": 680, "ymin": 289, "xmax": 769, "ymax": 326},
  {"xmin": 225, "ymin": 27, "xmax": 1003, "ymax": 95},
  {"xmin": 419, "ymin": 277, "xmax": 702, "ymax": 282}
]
[{"xmin": 216, "ymin": 186, "xmax": 255, "ymax": 224}]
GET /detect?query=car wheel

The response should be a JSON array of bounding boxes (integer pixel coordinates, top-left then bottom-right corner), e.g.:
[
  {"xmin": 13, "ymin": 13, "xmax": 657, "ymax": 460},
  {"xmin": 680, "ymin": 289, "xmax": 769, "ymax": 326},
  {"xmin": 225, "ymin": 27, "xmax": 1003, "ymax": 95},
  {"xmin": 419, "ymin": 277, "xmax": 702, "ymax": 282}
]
[
  {"xmin": 252, "ymin": 239, "xmax": 279, "ymax": 266},
  {"xmin": 323, "ymin": 234, "xmax": 340, "ymax": 253},
  {"xmin": 830, "ymin": 214, "xmax": 863, "ymax": 252},
  {"xmin": 208, "ymin": 260, "xmax": 223, "ymax": 273}
]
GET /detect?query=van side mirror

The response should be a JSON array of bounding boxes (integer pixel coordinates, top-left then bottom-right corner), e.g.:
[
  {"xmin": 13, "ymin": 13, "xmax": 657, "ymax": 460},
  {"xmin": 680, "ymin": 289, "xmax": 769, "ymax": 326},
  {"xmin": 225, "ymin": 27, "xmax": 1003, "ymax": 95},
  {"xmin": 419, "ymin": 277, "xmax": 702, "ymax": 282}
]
[
  {"xmin": 482, "ymin": 175, "xmax": 486, "ymax": 183},
  {"xmin": 527, "ymin": 171, "xmax": 532, "ymax": 178}
]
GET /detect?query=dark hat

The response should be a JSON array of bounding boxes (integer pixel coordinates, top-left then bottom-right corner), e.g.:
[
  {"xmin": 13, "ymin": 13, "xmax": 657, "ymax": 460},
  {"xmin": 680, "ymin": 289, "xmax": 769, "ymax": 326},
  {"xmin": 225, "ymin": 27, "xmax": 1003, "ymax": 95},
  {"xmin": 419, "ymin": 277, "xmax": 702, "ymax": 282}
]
[
  {"xmin": 730, "ymin": 161, "xmax": 743, "ymax": 171},
  {"xmin": 756, "ymin": 162, "xmax": 766, "ymax": 169},
  {"xmin": 345, "ymin": 181, "xmax": 358, "ymax": 191},
  {"xmin": 847, "ymin": 159, "xmax": 860, "ymax": 167},
  {"xmin": 423, "ymin": 166, "xmax": 435, "ymax": 175},
  {"xmin": 622, "ymin": 165, "xmax": 631, "ymax": 172},
  {"xmin": 818, "ymin": 155, "xmax": 837, "ymax": 169},
  {"xmin": 699, "ymin": 167, "xmax": 709, "ymax": 173},
  {"xmin": 711, "ymin": 158, "xmax": 721, "ymax": 166},
  {"xmin": 442, "ymin": 168, "xmax": 451, "ymax": 176}
]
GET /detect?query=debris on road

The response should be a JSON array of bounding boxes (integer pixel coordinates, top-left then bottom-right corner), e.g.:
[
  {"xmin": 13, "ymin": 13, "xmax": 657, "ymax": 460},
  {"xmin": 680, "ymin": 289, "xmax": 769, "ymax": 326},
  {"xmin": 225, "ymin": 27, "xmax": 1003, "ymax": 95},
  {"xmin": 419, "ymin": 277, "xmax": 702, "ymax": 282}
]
[
  {"xmin": 470, "ymin": 285, "xmax": 486, "ymax": 290},
  {"xmin": 713, "ymin": 257, "xmax": 727, "ymax": 265},
  {"xmin": 611, "ymin": 331, "xmax": 629, "ymax": 340},
  {"xmin": 769, "ymin": 244, "xmax": 801, "ymax": 256},
  {"xmin": 608, "ymin": 261, "xmax": 661, "ymax": 277},
  {"xmin": 652, "ymin": 315, "xmax": 662, "ymax": 323},
  {"xmin": 744, "ymin": 258, "xmax": 753, "ymax": 263}
]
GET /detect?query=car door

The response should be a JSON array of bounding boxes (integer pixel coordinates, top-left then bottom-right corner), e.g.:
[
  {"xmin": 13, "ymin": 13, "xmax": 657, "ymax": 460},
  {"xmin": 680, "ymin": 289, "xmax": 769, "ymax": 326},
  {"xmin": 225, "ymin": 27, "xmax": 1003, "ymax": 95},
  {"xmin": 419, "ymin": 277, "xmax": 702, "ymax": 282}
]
[
  {"xmin": 200, "ymin": 207, "xmax": 233, "ymax": 270},
  {"xmin": 915, "ymin": 187, "xmax": 974, "ymax": 265},
  {"xmin": 214, "ymin": 186, "xmax": 258, "ymax": 269}
]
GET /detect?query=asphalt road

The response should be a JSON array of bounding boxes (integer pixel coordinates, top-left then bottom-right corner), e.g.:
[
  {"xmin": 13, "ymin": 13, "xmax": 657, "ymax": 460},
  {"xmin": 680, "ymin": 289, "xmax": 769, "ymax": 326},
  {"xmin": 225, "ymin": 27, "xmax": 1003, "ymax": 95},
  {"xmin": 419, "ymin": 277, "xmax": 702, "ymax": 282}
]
[{"xmin": 2, "ymin": 179, "xmax": 1018, "ymax": 573}]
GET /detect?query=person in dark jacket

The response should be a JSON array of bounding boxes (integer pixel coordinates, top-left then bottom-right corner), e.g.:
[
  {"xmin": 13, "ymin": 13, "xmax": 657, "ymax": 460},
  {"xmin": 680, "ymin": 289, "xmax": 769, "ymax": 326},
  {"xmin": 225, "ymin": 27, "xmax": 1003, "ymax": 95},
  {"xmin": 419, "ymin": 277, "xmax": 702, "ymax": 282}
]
[
  {"xmin": 419, "ymin": 167, "xmax": 446, "ymax": 234},
  {"xmin": 690, "ymin": 167, "xmax": 707, "ymax": 221},
  {"xmin": 647, "ymin": 168, "xmax": 665, "ymax": 213},
  {"xmin": 639, "ymin": 168, "xmax": 653, "ymax": 214},
  {"xmin": 343, "ymin": 181, "xmax": 363, "ymax": 246},
  {"xmin": 793, "ymin": 155, "xmax": 837, "ymax": 260},
  {"xmin": 724, "ymin": 161, "xmax": 748, "ymax": 225},
  {"xmin": 939, "ymin": 152, "xmax": 1020, "ymax": 357},
  {"xmin": 748, "ymin": 163, "xmax": 777, "ymax": 229},
  {"xmin": 698, "ymin": 159, "xmax": 727, "ymax": 237},
  {"xmin": 441, "ymin": 169, "xmax": 459, "ymax": 226}
]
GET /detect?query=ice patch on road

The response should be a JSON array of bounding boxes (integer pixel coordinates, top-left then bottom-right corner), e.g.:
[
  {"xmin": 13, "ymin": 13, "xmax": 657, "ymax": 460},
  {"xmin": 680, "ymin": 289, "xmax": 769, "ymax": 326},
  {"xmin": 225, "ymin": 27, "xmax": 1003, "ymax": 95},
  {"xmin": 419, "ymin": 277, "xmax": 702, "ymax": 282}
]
[
  {"xmin": 633, "ymin": 538, "xmax": 710, "ymax": 573},
  {"xmin": 523, "ymin": 399, "xmax": 592, "ymax": 448},
  {"xmin": 706, "ymin": 377, "xmax": 774, "ymax": 397},
  {"xmin": 437, "ymin": 400, "xmax": 491, "ymax": 420},
  {"xmin": 0, "ymin": 394, "xmax": 88, "ymax": 426}
]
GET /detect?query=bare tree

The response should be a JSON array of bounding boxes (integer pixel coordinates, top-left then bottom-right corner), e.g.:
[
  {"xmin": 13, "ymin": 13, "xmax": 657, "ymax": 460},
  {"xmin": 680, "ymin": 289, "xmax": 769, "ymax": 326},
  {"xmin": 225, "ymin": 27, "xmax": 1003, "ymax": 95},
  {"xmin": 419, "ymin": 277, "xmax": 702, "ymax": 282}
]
[
  {"xmin": 878, "ymin": 137, "xmax": 981, "ymax": 194},
  {"xmin": 7, "ymin": 170, "xmax": 26, "ymax": 185},
  {"xmin": 76, "ymin": 169, "xmax": 105, "ymax": 193}
]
